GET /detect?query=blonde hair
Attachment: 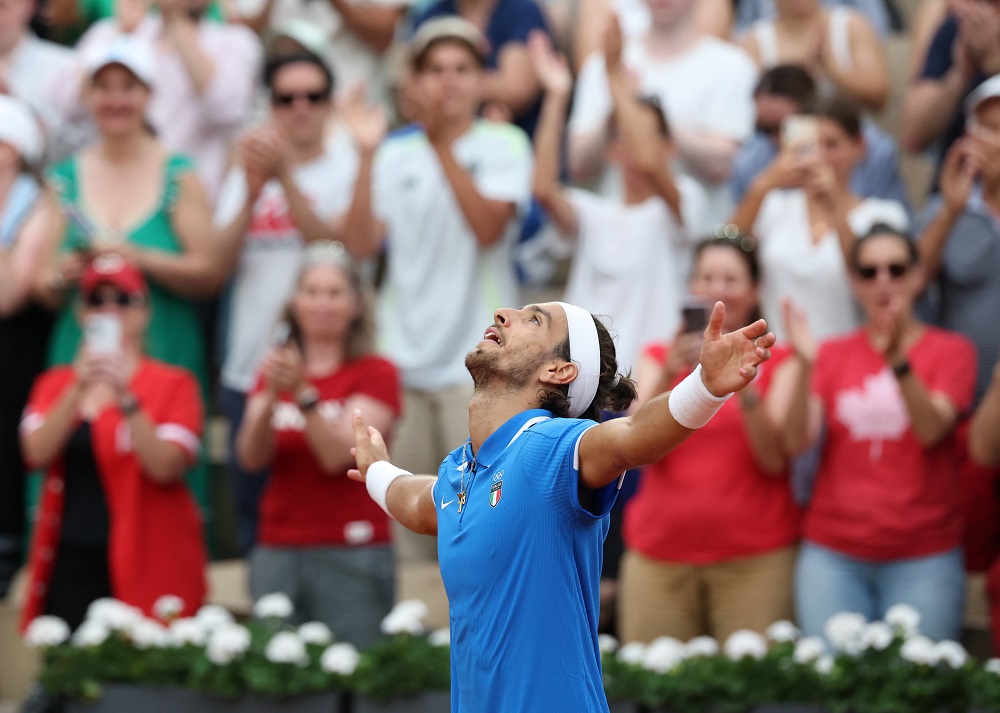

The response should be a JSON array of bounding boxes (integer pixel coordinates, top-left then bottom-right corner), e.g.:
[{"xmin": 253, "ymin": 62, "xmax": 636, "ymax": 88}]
[{"xmin": 285, "ymin": 241, "xmax": 376, "ymax": 361}]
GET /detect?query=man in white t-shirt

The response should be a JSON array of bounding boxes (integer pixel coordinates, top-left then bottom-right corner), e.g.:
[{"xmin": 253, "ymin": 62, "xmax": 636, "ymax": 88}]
[
  {"xmin": 342, "ymin": 17, "xmax": 532, "ymax": 560},
  {"xmin": 530, "ymin": 26, "xmax": 703, "ymax": 373},
  {"xmin": 215, "ymin": 51, "xmax": 359, "ymax": 553},
  {"xmin": 568, "ymin": 0, "xmax": 758, "ymax": 236}
]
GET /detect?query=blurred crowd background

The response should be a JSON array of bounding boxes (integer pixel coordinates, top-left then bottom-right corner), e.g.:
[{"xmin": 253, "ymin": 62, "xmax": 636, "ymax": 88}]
[{"xmin": 1, "ymin": 0, "xmax": 1000, "ymax": 677}]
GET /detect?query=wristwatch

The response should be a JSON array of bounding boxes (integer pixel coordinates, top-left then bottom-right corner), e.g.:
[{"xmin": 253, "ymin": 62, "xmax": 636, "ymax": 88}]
[
  {"xmin": 891, "ymin": 360, "xmax": 912, "ymax": 379},
  {"xmin": 119, "ymin": 393, "xmax": 140, "ymax": 417},
  {"xmin": 297, "ymin": 387, "xmax": 321, "ymax": 413}
]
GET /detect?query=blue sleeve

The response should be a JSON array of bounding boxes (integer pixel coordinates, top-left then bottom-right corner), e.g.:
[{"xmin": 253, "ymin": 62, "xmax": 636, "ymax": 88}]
[
  {"xmin": 921, "ymin": 16, "xmax": 958, "ymax": 79},
  {"xmin": 518, "ymin": 419, "xmax": 618, "ymax": 523}
]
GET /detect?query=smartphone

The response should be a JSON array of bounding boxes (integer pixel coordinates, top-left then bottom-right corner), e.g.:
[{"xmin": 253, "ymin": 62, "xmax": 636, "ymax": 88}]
[
  {"xmin": 271, "ymin": 321, "xmax": 292, "ymax": 348},
  {"xmin": 84, "ymin": 314, "xmax": 123, "ymax": 355},
  {"xmin": 781, "ymin": 114, "xmax": 819, "ymax": 157},
  {"xmin": 681, "ymin": 298, "xmax": 711, "ymax": 335}
]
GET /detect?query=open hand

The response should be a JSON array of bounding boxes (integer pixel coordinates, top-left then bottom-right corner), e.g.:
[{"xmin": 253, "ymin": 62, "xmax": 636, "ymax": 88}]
[
  {"xmin": 698, "ymin": 302, "xmax": 775, "ymax": 397},
  {"xmin": 781, "ymin": 299, "xmax": 816, "ymax": 364},
  {"xmin": 342, "ymin": 84, "xmax": 388, "ymax": 154},
  {"xmin": 939, "ymin": 139, "xmax": 976, "ymax": 211},
  {"xmin": 527, "ymin": 30, "xmax": 572, "ymax": 97},
  {"xmin": 603, "ymin": 12, "xmax": 624, "ymax": 70},
  {"xmin": 347, "ymin": 409, "xmax": 389, "ymax": 482}
]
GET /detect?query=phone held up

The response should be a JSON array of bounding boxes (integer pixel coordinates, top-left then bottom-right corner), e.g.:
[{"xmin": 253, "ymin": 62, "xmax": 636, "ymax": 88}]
[
  {"xmin": 681, "ymin": 297, "xmax": 711, "ymax": 335},
  {"xmin": 780, "ymin": 114, "xmax": 819, "ymax": 158},
  {"xmin": 84, "ymin": 313, "xmax": 123, "ymax": 355}
]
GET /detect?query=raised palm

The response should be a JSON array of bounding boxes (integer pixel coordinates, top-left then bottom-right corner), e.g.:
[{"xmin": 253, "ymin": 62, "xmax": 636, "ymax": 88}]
[
  {"xmin": 698, "ymin": 302, "xmax": 775, "ymax": 396},
  {"xmin": 342, "ymin": 86, "xmax": 387, "ymax": 153},
  {"xmin": 527, "ymin": 30, "xmax": 572, "ymax": 96}
]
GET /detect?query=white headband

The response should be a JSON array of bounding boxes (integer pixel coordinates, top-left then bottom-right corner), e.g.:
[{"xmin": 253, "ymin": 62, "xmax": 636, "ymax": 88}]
[{"xmin": 555, "ymin": 302, "xmax": 601, "ymax": 418}]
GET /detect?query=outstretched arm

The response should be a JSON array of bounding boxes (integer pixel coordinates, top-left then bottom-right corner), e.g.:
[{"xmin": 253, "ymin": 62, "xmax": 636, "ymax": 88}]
[
  {"xmin": 348, "ymin": 410, "xmax": 438, "ymax": 535},
  {"xmin": 577, "ymin": 302, "xmax": 775, "ymax": 489}
]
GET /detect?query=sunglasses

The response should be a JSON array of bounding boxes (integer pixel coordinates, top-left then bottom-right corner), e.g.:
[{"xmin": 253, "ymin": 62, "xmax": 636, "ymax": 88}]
[
  {"xmin": 271, "ymin": 91, "xmax": 328, "ymax": 107},
  {"xmin": 85, "ymin": 291, "xmax": 143, "ymax": 308},
  {"xmin": 855, "ymin": 262, "xmax": 909, "ymax": 280}
]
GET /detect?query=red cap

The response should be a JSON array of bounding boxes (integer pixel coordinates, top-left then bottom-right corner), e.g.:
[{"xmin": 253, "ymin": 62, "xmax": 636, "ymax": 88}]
[{"xmin": 81, "ymin": 254, "xmax": 148, "ymax": 298}]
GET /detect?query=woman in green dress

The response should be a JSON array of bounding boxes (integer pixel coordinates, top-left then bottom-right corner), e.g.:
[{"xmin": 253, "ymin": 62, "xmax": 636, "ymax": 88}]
[{"xmin": 32, "ymin": 36, "xmax": 222, "ymax": 519}]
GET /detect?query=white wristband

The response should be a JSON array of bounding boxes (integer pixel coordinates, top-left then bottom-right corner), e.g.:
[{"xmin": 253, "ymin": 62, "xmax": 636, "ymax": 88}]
[
  {"xmin": 366, "ymin": 461, "xmax": 412, "ymax": 517},
  {"xmin": 668, "ymin": 364, "xmax": 732, "ymax": 429}
]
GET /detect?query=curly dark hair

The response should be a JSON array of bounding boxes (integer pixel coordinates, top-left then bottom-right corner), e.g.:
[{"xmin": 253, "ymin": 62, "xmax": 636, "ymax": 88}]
[{"xmin": 538, "ymin": 315, "xmax": 638, "ymax": 421}]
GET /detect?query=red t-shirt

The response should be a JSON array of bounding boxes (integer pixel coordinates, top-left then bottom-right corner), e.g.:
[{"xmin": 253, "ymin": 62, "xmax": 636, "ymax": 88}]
[
  {"xmin": 805, "ymin": 327, "xmax": 976, "ymax": 560},
  {"xmin": 256, "ymin": 355, "xmax": 402, "ymax": 547},
  {"xmin": 623, "ymin": 344, "xmax": 800, "ymax": 565},
  {"xmin": 20, "ymin": 360, "xmax": 207, "ymax": 630}
]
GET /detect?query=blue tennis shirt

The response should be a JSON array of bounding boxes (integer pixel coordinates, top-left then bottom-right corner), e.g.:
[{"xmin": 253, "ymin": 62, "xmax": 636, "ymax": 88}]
[{"xmin": 433, "ymin": 409, "xmax": 619, "ymax": 712}]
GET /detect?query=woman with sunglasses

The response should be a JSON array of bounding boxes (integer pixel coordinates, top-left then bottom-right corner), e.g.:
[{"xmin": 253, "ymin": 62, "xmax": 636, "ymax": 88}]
[
  {"xmin": 728, "ymin": 94, "xmax": 908, "ymax": 343},
  {"xmin": 19, "ymin": 256, "xmax": 206, "ymax": 631},
  {"xmin": 236, "ymin": 243, "xmax": 401, "ymax": 648},
  {"xmin": 783, "ymin": 225, "xmax": 976, "ymax": 641},
  {"xmin": 616, "ymin": 236, "xmax": 800, "ymax": 644}
]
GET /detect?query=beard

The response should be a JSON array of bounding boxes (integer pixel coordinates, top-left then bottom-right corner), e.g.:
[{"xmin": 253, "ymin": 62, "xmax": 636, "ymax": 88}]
[{"xmin": 465, "ymin": 345, "xmax": 539, "ymax": 393}]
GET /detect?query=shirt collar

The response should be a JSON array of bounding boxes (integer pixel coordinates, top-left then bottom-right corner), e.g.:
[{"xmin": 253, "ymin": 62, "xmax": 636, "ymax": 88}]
[{"xmin": 472, "ymin": 408, "xmax": 552, "ymax": 465}]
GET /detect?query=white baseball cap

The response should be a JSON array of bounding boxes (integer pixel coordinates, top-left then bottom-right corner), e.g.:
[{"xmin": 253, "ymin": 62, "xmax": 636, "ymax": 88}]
[
  {"xmin": 0, "ymin": 95, "xmax": 44, "ymax": 166},
  {"xmin": 83, "ymin": 35, "xmax": 156, "ymax": 87},
  {"xmin": 965, "ymin": 73, "xmax": 1000, "ymax": 117}
]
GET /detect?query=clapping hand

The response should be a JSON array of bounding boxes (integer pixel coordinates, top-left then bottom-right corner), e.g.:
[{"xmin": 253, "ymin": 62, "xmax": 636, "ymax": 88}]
[
  {"xmin": 698, "ymin": 302, "xmax": 775, "ymax": 397},
  {"xmin": 939, "ymin": 139, "xmax": 976, "ymax": 212},
  {"xmin": 261, "ymin": 345, "xmax": 305, "ymax": 396},
  {"xmin": 348, "ymin": 409, "xmax": 389, "ymax": 482},
  {"xmin": 342, "ymin": 84, "xmax": 387, "ymax": 155},
  {"xmin": 528, "ymin": 30, "xmax": 572, "ymax": 97},
  {"xmin": 781, "ymin": 299, "xmax": 816, "ymax": 365}
]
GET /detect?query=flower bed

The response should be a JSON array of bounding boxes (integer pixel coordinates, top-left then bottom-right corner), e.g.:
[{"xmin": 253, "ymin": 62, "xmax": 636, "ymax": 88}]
[{"xmin": 24, "ymin": 597, "xmax": 1000, "ymax": 712}]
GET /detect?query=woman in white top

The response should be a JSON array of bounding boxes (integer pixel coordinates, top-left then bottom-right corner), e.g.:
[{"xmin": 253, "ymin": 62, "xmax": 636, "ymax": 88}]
[
  {"xmin": 739, "ymin": 0, "xmax": 888, "ymax": 111},
  {"xmin": 728, "ymin": 95, "xmax": 908, "ymax": 342}
]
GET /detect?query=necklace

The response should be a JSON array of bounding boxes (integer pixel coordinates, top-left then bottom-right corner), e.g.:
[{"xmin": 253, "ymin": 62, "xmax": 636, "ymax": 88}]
[{"xmin": 458, "ymin": 441, "xmax": 477, "ymax": 513}]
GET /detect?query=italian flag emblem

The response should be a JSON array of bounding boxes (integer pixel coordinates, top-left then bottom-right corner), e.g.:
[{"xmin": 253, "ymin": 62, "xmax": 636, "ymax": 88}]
[{"xmin": 489, "ymin": 481, "xmax": 502, "ymax": 508}]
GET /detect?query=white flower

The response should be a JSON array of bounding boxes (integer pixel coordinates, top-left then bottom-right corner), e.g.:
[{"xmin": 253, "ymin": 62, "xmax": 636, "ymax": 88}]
[
  {"xmin": 598, "ymin": 634, "xmax": 619, "ymax": 655},
  {"xmin": 24, "ymin": 616, "xmax": 70, "ymax": 648},
  {"xmin": 900, "ymin": 635, "xmax": 938, "ymax": 666},
  {"xmin": 153, "ymin": 595, "xmax": 185, "ymax": 621},
  {"xmin": 206, "ymin": 623, "xmax": 251, "ymax": 666},
  {"xmin": 254, "ymin": 592, "xmax": 294, "ymax": 620},
  {"xmin": 389, "ymin": 600, "xmax": 429, "ymax": 621},
  {"xmin": 321, "ymin": 642, "xmax": 360, "ymax": 676},
  {"xmin": 884, "ymin": 603, "xmax": 921, "ymax": 638},
  {"xmin": 429, "ymin": 628, "xmax": 451, "ymax": 647},
  {"xmin": 380, "ymin": 606, "xmax": 426, "ymax": 636},
  {"xmin": 73, "ymin": 620, "xmax": 111, "ymax": 647},
  {"xmin": 685, "ymin": 636, "xmax": 720, "ymax": 658},
  {"xmin": 793, "ymin": 636, "xmax": 827, "ymax": 664},
  {"xmin": 642, "ymin": 637, "xmax": 685, "ymax": 673},
  {"xmin": 616, "ymin": 642, "xmax": 647, "ymax": 666},
  {"xmin": 985, "ymin": 658, "xmax": 1000, "ymax": 675},
  {"xmin": 824, "ymin": 612, "xmax": 867, "ymax": 654},
  {"xmin": 862, "ymin": 622, "xmax": 895, "ymax": 651},
  {"xmin": 723, "ymin": 630, "xmax": 768, "ymax": 661},
  {"xmin": 170, "ymin": 618, "xmax": 208, "ymax": 646},
  {"xmin": 265, "ymin": 631, "xmax": 308, "ymax": 666},
  {"xmin": 297, "ymin": 622, "xmax": 333, "ymax": 646},
  {"xmin": 129, "ymin": 619, "xmax": 169, "ymax": 649},
  {"xmin": 766, "ymin": 620, "xmax": 800, "ymax": 643},
  {"xmin": 85, "ymin": 599, "xmax": 143, "ymax": 631},
  {"xmin": 195, "ymin": 605, "xmax": 234, "ymax": 631},
  {"xmin": 934, "ymin": 640, "xmax": 968, "ymax": 669},
  {"xmin": 814, "ymin": 655, "xmax": 835, "ymax": 676}
]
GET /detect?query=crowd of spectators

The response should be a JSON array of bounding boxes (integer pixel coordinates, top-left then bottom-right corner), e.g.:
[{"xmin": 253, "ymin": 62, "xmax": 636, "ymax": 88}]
[{"xmin": 1, "ymin": 0, "xmax": 999, "ymax": 662}]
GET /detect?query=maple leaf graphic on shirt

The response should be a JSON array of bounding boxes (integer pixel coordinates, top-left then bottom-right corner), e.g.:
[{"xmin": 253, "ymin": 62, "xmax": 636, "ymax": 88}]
[{"xmin": 833, "ymin": 369, "xmax": 910, "ymax": 460}]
